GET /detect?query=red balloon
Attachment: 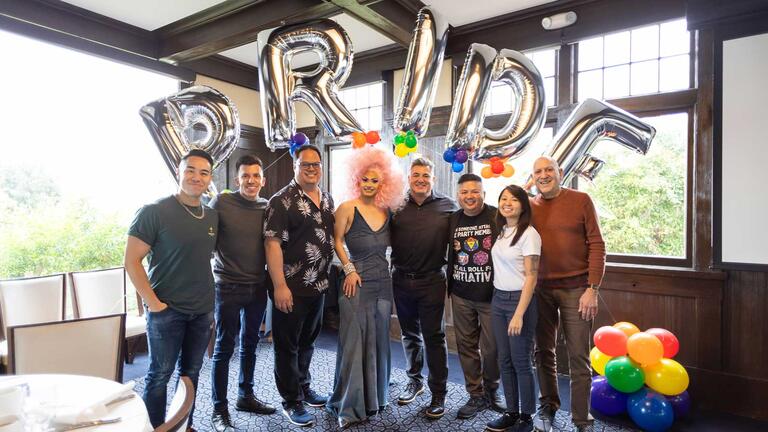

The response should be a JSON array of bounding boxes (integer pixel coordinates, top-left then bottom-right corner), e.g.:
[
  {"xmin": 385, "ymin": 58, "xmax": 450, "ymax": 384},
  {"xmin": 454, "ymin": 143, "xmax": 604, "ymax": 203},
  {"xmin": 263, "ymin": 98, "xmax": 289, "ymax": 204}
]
[
  {"xmin": 646, "ymin": 328, "xmax": 680, "ymax": 358},
  {"xmin": 594, "ymin": 326, "xmax": 628, "ymax": 357},
  {"xmin": 491, "ymin": 161, "xmax": 504, "ymax": 174},
  {"xmin": 365, "ymin": 130, "xmax": 380, "ymax": 144}
]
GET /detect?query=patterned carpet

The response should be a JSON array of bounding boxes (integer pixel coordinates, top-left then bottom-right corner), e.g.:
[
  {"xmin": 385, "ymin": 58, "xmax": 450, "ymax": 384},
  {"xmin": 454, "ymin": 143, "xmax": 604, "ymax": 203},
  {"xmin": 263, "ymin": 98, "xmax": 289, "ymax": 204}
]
[{"xmin": 133, "ymin": 340, "xmax": 638, "ymax": 431}]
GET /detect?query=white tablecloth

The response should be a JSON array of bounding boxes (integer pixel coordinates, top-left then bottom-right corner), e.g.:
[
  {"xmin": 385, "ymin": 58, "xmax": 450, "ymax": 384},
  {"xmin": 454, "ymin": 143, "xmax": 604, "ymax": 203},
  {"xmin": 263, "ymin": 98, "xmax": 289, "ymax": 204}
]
[{"xmin": 1, "ymin": 374, "xmax": 151, "ymax": 431}]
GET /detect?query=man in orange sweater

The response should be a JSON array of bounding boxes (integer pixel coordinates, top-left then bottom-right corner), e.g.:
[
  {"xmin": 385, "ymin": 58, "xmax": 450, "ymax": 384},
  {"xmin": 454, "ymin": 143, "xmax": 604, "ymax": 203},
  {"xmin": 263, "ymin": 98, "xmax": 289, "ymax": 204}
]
[{"xmin": 530, "ymin": 156, "xmax": 605, "ymax": 432}]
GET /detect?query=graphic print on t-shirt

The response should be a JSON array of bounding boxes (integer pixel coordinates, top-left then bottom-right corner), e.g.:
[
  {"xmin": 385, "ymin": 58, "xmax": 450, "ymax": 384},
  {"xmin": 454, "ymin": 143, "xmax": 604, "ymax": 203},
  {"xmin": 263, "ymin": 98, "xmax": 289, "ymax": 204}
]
[{"xmin": 453, "ymin": 220, "xmax": 493, "ymax": 285}]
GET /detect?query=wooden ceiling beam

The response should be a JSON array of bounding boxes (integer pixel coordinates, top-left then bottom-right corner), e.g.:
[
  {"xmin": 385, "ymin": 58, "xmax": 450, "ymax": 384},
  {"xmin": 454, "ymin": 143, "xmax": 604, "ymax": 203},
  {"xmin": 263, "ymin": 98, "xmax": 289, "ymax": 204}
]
[{"xmin": 328, "ymin": 0, "xmax": 421, "ymax": 47}]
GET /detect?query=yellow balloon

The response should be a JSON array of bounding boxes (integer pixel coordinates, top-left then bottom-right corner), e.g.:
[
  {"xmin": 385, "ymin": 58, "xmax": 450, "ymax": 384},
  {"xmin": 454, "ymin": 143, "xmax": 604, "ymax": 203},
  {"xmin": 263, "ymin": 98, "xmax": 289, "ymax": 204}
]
[
  {"xmin": 613, "ymin": 321, "xmax": 641, "ymax": 338},
  {"xmin": 395, "ymin": 144, "xmax": 409, "ymax": 158},
  {"xmin": 643, "ymin": 358, "xmax": 689, "ymax": 395},
  {"xmin": 502, "ymin": 164, "xmax": 515, "ymax": 177},
  {"xmin": 590, "ymin": 346, "xmax": 612, "ymax": 376}
]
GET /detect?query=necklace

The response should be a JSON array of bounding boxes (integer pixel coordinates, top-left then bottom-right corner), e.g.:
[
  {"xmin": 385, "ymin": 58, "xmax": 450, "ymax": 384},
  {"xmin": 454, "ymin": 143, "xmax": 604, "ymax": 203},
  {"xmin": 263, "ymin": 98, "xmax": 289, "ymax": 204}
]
[
  {"xmin": 175, "ymin": 195, "xmax": 205, "ymax": 220},
  {"xmin": 501, "ymin": 225, "xmax": 517, "ymax": 239}
]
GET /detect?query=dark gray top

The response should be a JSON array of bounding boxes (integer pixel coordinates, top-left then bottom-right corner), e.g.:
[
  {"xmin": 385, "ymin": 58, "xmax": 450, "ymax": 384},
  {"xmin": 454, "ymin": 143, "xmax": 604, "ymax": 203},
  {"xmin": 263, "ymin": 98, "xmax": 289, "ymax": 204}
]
[
  {"xmin": 128, "ymin": 195, "xmax": 217, "ymax": 314},
  {"xmin": 210, "ymin": 192, "xmax": 268, "ymax": 285},
  {"xmin": 390, "ymin": 191, "xmax": 458, "ymax": 274}
]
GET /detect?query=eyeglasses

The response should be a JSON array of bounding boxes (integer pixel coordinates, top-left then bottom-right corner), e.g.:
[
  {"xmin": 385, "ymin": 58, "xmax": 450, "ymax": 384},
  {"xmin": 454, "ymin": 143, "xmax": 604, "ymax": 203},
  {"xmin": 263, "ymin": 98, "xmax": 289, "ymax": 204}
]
[{"xmin": 299, "ymin": 162, "xmax": 322, "ymax": 170}]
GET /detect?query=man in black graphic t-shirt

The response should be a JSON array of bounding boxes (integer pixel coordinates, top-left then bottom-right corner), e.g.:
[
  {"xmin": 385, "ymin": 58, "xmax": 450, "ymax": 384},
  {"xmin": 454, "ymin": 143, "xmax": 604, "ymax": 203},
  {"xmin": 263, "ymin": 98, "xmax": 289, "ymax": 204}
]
[{"xmin": 447, "ymin": 173, "xmax": 505, "ymax": 419}]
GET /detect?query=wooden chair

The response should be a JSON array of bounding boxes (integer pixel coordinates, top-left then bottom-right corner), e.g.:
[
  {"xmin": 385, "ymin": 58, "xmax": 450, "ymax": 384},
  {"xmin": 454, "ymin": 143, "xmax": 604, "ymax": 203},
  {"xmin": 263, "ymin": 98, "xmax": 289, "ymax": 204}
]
[
  {"xmin": 154, "ymin": 376, "xmax": 194, "ymax": 432},
  {"xmin": 7, "ymin": 314, "xmax": 125, "ymax": 382},
  {"xmin": 70, "ymin": 267, "xmax": 147, "ymax": 363},
  {"xmin": 0, "ymin": 274, "xmax": 66, "ymax": 369}
]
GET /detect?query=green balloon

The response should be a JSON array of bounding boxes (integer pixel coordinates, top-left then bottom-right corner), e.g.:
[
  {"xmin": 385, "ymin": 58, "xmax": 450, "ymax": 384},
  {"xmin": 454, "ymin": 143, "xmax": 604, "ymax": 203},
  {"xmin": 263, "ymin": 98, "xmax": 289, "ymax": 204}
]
[
  {"xmin": 405, "ymin": 134, "xmax": 418, "ymax": 148},
  {"xmin": 394, "ymin": 134, "xmax": 406, "ymax": 145},
  {"xmin": 406, "ymin": 130, "xmax": 415, "ymax": 138},
  {"xmin": 605, "ymin": 356, "xmax": 645, "ymax": 393}
]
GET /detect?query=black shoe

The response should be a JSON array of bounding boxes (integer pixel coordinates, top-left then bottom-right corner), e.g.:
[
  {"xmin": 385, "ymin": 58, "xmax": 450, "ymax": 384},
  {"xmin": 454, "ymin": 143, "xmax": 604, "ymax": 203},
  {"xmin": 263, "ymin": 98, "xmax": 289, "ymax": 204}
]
[
  {"xmin": 575, "ymin": 424, "xmax": 594, "ymax": 432},
  {"xmin": 236, "ymin": 394, "xmax": 276, "ymax": 415},
  {"xmin": 485, "ymin": 389, "xmax": 507, "ymax": 413},
  {"xmin": 486, "ymin": 412, "xmax": 520, "ymax": 432},
  {"xmin": 457, "ymin": 395, "xmax": 488, "ymax": 419},
  {"xmin": 282, "ymin": 403, "xmax": 314, "ymax": 427},
  {"xmin": 425, "ymin": 395, "xmax": 445, "ymax": 419},
  {"xmin": 302, "ymin": 387, "xmax": 329, "ymax": 407},
  {"xmin": 533, "ymin": 404, "xmax": 556, "ymax": 432},
  {"xmin": 211, "ymin": 409, "xmax": 235, "ymax": 432},
  {"xmin": 397, "ymin": 380, "xmax": 425, "ymax": 405},
  {"xmin": 517, "ymin": 416, "xmax": 534, "ymax": 432}
]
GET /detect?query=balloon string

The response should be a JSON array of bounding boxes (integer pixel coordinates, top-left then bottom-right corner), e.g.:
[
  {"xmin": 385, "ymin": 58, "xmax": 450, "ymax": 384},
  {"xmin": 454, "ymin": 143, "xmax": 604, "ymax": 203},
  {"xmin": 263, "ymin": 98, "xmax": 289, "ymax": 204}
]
[
  {"xmin": 262, "ymin": 150, "xmax": 291, "ymax": 173},
  {"xmin": 598, "ymin": 291, "xmax": 617, "ymax": 323}
]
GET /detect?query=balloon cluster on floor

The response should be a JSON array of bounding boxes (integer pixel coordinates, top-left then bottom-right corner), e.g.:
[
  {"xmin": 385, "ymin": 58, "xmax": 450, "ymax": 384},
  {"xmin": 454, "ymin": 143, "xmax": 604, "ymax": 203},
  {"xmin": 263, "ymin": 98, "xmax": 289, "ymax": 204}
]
[{"xmin": 591, "ymin": 322, "xmax": 690, "ymax": 432}]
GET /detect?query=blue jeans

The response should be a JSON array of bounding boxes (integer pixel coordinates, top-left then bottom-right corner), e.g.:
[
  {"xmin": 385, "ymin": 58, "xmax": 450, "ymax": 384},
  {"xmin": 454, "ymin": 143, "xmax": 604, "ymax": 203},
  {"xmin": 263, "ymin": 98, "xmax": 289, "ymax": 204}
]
[
  {"xmin": 491, "ymin": 289, "xmax": 538, "ymax": 415},
  {"xmin": 210, "ymin": 282, "xmax": 268, "ymax": 411},
  {"xmin": 143, "ymin": 307, "xmax": 213, "ymax": 428}
]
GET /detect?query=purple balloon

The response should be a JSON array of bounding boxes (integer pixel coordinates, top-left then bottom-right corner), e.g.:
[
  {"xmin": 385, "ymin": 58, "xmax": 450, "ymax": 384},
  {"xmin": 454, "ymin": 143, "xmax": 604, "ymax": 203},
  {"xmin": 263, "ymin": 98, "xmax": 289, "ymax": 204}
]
[
  {"xmin": 292, "ymin": 132, "xmax": 308, "ymax": 145},
  {"xmin": 667, "ymin": 391, "xmax": 691, "ymax": 418},
  {"xmin": 443, "ymin": 148, "xmax": 456, "ymax": 163},
  {"xmin": 455, "ymin": 149, "xmax": 469, "ymax": 163},
  {"xmin": 591, "ymin": 376, "xmax": 628, "ymax": 416}
]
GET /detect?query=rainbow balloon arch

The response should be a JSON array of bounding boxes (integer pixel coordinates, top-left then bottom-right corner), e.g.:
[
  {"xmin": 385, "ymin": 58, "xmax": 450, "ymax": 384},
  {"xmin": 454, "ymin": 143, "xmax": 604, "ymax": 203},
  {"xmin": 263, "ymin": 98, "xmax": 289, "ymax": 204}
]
[{"xmin": 590, "ymin": 322, "xmax": 690, "ymax": 432}]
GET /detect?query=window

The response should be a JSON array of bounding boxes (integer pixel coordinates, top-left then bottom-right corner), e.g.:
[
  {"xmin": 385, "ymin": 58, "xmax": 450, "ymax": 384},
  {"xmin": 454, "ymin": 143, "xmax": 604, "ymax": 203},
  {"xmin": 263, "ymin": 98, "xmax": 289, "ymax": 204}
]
[
  {"xmin": 576, "ymin": 112, "xmax": 689, "ymax": 258},
  {"xmin": 486, "ymin": 47, "xmax": 558, "ymax": 115},
  {"xmin": 339, "ymin": 81, "xmax": 384, "ymax": 131},
  {"xmin": 577, "ymin": 19, "xmax": 690, "ymax": 101},
  {"xmin": 0, "ymin": 29, "xmax": 179, "ymax": 281}
]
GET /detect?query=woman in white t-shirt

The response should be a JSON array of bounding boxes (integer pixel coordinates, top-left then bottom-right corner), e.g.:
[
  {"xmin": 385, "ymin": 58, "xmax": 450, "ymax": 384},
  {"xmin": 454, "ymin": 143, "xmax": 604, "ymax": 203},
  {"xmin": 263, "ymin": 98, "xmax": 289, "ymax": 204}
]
[{"xmin": 485, "ymin": 184, "xmax": 541, "ymax": 432}]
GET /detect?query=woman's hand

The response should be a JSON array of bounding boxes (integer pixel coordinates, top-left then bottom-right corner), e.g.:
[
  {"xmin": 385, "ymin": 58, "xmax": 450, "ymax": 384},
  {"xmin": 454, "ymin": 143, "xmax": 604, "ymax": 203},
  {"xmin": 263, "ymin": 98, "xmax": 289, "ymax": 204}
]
[
  {"xmin": 343, "ymin": 272, "xmax": 361, "ymax": 298},
  {"xmin": 508, "ymin": 314, "xmax": 524, "ymax": 336}
]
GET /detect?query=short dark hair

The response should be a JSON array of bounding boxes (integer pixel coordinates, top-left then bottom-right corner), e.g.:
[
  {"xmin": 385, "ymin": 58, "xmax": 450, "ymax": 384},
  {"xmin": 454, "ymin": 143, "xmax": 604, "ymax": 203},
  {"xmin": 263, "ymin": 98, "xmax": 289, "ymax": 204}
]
[
  {"xmin": 457, "ymin": 173, "xmax": 482, "ymax": 185},
  {"xmin": 294, "ymin": 144, "xmax": 322, "ymax": 161},
  {"xmin": 181, "ymin": 148, "xmax": 214, "ymax": 168},
  {"xmin": 235, "ymin": 154, "xmax": 263, "ymax": 171}
]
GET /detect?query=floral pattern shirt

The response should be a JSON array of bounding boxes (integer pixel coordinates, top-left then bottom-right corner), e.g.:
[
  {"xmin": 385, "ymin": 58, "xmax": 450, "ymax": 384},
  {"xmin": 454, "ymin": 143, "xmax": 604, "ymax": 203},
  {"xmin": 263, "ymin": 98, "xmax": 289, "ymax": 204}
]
[{"xmin": 264, "ymin": 180, "xmax": 335, "ymax": 296}]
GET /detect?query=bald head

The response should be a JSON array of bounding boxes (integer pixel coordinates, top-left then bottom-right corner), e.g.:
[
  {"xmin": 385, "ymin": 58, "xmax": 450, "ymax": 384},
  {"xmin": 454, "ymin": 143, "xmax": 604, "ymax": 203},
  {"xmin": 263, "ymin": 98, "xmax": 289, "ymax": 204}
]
[{"xmin": 533, "ymin": 156, "xmax": 564, "ymax": 199}]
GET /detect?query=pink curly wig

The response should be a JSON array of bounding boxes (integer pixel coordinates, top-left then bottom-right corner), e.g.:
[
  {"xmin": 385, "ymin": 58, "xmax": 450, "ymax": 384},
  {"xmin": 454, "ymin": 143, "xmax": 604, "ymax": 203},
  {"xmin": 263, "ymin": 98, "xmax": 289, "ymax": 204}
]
[{"xmin": 342, "ymin": 146, "xmax": 406, "ymax": 211}]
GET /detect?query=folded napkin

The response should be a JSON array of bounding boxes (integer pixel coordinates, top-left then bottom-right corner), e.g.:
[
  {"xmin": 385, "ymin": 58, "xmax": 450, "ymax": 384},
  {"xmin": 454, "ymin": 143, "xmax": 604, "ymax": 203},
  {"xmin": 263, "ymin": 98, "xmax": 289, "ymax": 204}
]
[{"xmin": 52, "ymin": 382, "xmax": 135, "ymax": 425}]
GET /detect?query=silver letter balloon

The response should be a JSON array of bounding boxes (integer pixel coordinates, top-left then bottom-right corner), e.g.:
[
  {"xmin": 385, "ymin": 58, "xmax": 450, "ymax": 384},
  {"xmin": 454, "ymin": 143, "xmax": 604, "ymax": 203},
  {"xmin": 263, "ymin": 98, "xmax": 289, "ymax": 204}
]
[
  {"xmin": 393, "ymin": 7, "xmax": 450, "ymax": 137},
  {"xmin": 446, "ymin": 44, "xmax": 547, "ymax": 169},
  {"xmin": 139, "ymin": 85, "xmax": 240, "ymax": 193},
  {"xmin": 257, "ymin": 19, "xmax": 362, "ymax": 151}
]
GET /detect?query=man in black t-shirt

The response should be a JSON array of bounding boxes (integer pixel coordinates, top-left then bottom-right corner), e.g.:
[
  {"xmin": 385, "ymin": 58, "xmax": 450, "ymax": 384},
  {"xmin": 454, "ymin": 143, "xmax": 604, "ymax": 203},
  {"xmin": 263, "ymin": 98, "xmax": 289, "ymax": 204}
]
[
  {"xmin": 447, "ymin": 173, "xmax": 504, "ymax": 419},
  {"xmin": 264, "ymin": 145, "xmax": 335, "ymax": 428},
  {"xmin": 125, "ymin": 149, "xmax": 218, "ymax": 429}
]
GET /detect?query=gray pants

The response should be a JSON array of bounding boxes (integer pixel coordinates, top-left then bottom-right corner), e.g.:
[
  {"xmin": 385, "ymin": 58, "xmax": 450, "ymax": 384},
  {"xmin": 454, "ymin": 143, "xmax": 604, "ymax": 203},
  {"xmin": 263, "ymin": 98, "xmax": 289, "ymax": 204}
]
[{"xmin": 451, "ymin": 294, "xmax": 500, "ymax": 397}]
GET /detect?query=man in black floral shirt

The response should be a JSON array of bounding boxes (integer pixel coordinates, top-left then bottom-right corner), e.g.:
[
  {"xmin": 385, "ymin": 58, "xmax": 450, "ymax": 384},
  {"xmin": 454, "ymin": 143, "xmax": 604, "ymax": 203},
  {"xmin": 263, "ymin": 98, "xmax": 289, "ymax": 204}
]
[{"xmin": 264, "ymin": 144, "xmax": 335, "ymax": 427}]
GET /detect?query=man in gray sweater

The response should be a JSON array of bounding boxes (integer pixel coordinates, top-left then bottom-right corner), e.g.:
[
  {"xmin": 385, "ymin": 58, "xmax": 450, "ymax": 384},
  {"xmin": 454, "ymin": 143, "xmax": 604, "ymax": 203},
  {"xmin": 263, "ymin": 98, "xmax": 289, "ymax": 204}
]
[{"xmin": 210, "ymin": 154, "xmax": 276, "ymax": 431}]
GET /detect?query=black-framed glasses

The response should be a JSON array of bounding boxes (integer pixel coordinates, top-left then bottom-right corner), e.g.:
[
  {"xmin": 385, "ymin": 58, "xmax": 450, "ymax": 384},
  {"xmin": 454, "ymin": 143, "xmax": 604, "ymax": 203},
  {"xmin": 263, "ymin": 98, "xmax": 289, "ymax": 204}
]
[{"xmin": 299, "ymin": 162, "xmax": 322, "ymax": 170}]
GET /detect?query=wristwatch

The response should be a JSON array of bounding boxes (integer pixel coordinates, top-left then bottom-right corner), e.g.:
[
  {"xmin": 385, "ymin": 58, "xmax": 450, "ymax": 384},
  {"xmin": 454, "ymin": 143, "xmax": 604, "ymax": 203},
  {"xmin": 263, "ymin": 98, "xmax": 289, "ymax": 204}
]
[{"xmin": 588, "ymin": 284, "xmax": 600, "ymax": 292}]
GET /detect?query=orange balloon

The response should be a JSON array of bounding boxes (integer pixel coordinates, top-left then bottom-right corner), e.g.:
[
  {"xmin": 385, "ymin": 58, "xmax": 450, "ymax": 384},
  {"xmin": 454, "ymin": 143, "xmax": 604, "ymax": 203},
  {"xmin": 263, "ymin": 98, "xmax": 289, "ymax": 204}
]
[
  {"xmin": 502, "ymin": 164, "xmax": 515, "ymax": 177},
  {"xmin": 613, "ymin": 321, "xmax": 641, "ymax": 338},
  {"xmin": 352, "ymin": 132, "xmax": 367, "ymax": 148},
  {"xmin": 481, "ymin": 166, "xmax": 494, "ymax": 179},
  {"xmin": 627, "ymin": 332, "xmax": 664, "ymax": 366}
]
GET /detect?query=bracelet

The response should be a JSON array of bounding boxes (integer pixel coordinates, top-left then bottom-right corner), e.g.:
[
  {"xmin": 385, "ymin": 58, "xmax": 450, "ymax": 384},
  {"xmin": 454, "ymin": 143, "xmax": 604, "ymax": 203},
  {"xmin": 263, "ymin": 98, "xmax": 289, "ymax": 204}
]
[{"xmin": 342, "ymin": 262, "xmax": 357, "ymax": 276}]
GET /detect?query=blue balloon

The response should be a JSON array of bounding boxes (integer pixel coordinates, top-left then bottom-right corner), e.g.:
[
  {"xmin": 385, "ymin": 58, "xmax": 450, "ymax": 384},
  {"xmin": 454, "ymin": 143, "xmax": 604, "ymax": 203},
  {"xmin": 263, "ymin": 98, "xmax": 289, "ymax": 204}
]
[
  {"xmin": 667, "ymin": 391, "xmax": 691, "ymax": 418},
  {"xmin": 627, "ymin": 388, "xmax": 674, "ymax": 432},
  {"xmin": 452, "ymin": 161, "xmax": 464, "ymax": 173},
  {"xmin": 591, "ymin": 376, "xmax": 628, "ymax": 416},
  {"xmin": 443, "ymin": 148, "xmax": 456, "ymax": 163},
  {"xmin": 292, "ymin": 132, "xmax": 308, "ymax": 145}
]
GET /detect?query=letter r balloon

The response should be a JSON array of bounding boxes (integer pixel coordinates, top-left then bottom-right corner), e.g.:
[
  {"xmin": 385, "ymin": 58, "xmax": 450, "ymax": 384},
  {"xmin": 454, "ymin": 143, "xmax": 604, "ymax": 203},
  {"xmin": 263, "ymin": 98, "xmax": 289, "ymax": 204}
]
[{"xmin": 257, "ymin": 19, "xmax": 363, "ymax": 151}]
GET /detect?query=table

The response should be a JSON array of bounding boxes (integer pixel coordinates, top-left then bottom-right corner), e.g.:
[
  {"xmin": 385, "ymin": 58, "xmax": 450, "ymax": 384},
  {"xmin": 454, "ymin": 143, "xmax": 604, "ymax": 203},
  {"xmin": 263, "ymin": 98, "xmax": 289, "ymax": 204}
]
[{"xmin": 0, "ymin": 374, "xmax": 152, "ymax": 431}]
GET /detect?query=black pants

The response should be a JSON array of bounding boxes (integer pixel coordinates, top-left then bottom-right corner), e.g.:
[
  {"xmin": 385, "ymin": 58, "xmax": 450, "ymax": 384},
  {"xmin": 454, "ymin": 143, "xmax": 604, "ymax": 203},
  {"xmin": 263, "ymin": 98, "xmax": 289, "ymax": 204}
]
[
  {"xmin": 392, "ymin": 270, "xmax": 448, "ymax": 397},
  {"xmin": 271, "ymin": 292, "xmax": 325, "ymax": 407}
]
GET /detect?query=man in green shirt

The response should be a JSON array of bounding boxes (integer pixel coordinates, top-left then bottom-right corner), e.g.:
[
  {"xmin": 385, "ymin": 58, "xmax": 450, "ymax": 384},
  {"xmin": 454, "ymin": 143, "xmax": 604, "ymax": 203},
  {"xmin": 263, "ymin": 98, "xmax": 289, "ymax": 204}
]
[{"xmin": 125, "ymin": 149, "xmax": 218, "ymax": 430}]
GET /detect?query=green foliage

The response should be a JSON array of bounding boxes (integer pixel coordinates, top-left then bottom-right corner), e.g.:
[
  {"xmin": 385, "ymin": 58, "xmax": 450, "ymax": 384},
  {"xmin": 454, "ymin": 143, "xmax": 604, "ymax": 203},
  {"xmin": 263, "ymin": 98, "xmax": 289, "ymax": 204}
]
[
  {"xmin": 0, "ymin": 172, "xmax": 126, "ymax": 278},
  {"xmin": 583, "ymin": 117, "xmax": 686, "ymax": 257}
]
